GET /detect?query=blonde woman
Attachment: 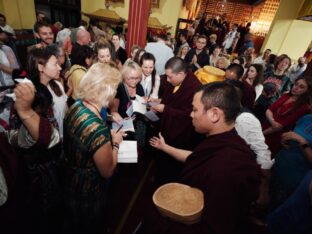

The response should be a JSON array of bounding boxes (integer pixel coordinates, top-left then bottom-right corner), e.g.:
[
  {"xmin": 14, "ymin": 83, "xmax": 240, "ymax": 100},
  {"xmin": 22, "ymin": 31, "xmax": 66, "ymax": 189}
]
[
  {"xmin": 111, "ymin": 61, "xmax": 143, "ymax": 121},
  {"xmin": 216, "ymin": 56, "xmax": 230, "ymax": 71},
  {"xmin": 110, "ymin": 61, "xmax": 147, "ymax": 146},
  {"xmin": 63, "ymin": 63, "xmax": 124, "ymax": 233},
  {"xmin": 177, "ymin": 44, "xmax": 190, "ymax": 60}
]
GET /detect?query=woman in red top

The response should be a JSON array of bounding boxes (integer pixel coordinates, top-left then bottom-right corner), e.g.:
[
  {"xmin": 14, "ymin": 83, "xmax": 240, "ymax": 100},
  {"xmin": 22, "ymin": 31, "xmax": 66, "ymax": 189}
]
[{"xmin": 262, "ymin": 77, "xmax": 312, "ymax": 156}]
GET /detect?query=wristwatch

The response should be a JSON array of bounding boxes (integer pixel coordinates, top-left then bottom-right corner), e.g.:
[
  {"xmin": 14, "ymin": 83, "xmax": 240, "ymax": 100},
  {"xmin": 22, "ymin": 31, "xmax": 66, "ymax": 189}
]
[{"xmin": 301, "ymin": 143, "xmax": 310, "ymax": 149}]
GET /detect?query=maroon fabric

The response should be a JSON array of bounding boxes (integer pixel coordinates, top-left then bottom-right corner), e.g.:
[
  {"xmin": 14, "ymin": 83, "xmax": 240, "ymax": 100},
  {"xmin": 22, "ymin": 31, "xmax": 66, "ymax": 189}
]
[
  {"xmin": 159, "ymin": 72, "xmax": 202, "ymax": 149},
  {"xmin": 158, "ymin": 74, "xmax": 171, "ymax": 99},
  {"xmin": 0, "ymin": 134, "xmax": 27, "ymax": 233},
  {"xmin": 154, "ymin": 72, "xmax": 202, "ymax": 184},
  {"xmin": 0, "ymin": 134, "xmax": 18, "ymax": 202},
  {"xmin": 143, "ymin": 129, "xmax": 260, "ymax": 234},
  {"xmin": 34, "ymin": 117, "xmax": 52, "ymax": 149},
  {"xmin": 262, "ymin": 93, "xmax": 310, "ymax": 156}
]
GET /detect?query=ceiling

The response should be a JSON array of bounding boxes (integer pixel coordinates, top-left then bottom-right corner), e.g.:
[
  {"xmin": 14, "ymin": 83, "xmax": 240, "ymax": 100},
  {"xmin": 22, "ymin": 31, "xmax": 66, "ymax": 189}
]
[{"xmin": 216, "ymin": 0, "xmax": 264, "ymax": 5}]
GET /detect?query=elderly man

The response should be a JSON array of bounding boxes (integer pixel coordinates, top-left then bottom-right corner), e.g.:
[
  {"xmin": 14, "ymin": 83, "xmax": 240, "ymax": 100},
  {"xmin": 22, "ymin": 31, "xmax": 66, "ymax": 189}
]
[
  {"xmin": 151, "ymin": 57, "xmax": 202, "ymax": 184},
  {"xmin": 64, "ymin": 28, "xmax": 91, "ymax": 56},
  {"xmin": 287, "ymin": 57, "xmax": 307, "ymax": 83},
  {"xmin": 145, "ymin": 82, "xmax": 260, "ymax": 234}
]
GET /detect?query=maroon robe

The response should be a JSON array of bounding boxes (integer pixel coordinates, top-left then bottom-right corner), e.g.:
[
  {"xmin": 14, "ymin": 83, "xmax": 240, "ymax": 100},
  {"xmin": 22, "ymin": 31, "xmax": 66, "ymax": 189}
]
[
  {"xmin": 159, "ymin": 71, "xmax": 202, "ymax": 149},
  {"xmin": 154, "ymin": 72, "xmax": 202, "ymax": 184},
  {"xmin": 143, "ymin": 129, "xmax": 261, "ymax": 234}
]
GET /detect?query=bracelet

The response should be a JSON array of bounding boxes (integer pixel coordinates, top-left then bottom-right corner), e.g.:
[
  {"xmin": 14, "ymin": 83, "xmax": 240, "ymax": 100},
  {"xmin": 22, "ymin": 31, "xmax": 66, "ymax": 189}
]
[
  {"xmin": 20, "ymin": 112, "xmax": 36, "ymax": 121},
  {"xmin": 113, "ymin": 143, "xmax": 119, "ymax": 150}
]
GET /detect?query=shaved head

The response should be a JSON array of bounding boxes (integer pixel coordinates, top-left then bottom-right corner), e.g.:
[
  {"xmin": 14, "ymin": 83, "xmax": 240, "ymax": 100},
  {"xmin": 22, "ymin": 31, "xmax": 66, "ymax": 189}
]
[{"xmin": 76, "ymin": 29, "xmax": 91, "ymax": 46}]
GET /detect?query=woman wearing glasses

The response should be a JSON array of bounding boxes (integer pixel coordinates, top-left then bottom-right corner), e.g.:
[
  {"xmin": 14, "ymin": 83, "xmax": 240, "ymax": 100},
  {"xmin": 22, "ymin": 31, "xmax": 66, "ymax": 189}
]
[{"xmin": 111, "ymin": 61, "xmax": 146, "ymax": 146}]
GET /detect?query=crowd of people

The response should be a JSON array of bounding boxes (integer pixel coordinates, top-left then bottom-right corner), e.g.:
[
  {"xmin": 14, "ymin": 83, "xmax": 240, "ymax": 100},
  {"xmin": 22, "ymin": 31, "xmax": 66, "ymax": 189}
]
[{"xmin": 0, "ymin": 11, "xmax": 312, "ymax": 234}]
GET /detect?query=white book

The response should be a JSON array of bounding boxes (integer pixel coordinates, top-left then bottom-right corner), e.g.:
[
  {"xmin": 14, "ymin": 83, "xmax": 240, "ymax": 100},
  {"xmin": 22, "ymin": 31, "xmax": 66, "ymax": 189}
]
[
  {"xmin": 132, "ymin": 100, "xmax": 147, "ymax": 115},
  {"xmin": 125, "ymin": 98, "xmax": 160, "ymax": 122},
  {"xmin": 135, "ymin": 95, "xmax": 146, "ymax": 103},
  {"xmin": 126, "ymin": 104, "xmax": 134, "ymax": 117},
  {"xmin": 117, "ymin": 140, "xmax": 138, "ymax": 163}
]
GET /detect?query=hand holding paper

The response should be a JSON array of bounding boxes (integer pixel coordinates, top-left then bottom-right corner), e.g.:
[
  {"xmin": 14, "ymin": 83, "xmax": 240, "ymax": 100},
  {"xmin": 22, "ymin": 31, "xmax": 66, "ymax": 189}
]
[
  {"xmin": 6, "ymin": 78, "xmax": 33, "ymax": 101},
  {"xmin": 110, "ymin": 128, "xmax": 125, "ymax": 145},
  {"xmin": 13, "ymin": 82, "xmax": 36, "ymax": 114}
]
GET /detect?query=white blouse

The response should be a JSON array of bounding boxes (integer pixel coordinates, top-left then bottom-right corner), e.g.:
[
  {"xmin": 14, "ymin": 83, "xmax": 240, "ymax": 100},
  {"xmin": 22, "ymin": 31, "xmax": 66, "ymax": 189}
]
[
  {"xmin": 48, "ymin": 80, "xmax": 68, "ymax": 138},
  {"xmin": 255, "ymin": 84, "xmax": 263, "ymax": 101},
  {"xmin": 140, "ymin": 73, "xmax": 161, "ymax": 99},
  {"xmin": 0, "ymin": 49, "xmax": 14, "ymax": 87}
]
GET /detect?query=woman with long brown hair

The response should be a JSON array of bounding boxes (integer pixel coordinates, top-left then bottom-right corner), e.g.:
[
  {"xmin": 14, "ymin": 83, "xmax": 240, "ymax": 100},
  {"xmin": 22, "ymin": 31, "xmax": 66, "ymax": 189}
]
[
  {"xmin": 139, "ymin": 52, "xmax": 160, "ymax": 100},
  {"xmin": 262, "ymin": 77, "xmax": 312, "ymax": 155},
  {"xmin": 243, "ymin": 63, "xmax": 264, "ymax": 101}
]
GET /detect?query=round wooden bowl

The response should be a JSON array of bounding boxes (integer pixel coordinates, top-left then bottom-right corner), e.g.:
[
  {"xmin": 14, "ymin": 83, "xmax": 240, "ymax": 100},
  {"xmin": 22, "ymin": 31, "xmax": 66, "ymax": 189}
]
[{"xmin": 153, "ymin": 183, "xmax": 204, "ymax": 225}]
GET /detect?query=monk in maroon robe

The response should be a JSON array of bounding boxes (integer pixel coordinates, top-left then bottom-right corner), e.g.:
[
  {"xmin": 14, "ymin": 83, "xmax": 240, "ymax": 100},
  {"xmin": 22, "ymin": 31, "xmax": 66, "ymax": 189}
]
[
  {"xmin": 151, "ymin": 57, "xmax": 202, "ymax": 184},
  {"xmin": 145, "ymin": 82, "xmax": 261, "ymax": 234}
]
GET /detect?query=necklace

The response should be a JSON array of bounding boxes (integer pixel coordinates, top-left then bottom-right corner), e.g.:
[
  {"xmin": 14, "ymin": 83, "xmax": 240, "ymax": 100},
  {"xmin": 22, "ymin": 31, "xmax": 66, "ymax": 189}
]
[{"xmin": 83, "ymin": 99, "xmax": 101, "ymax": 117}]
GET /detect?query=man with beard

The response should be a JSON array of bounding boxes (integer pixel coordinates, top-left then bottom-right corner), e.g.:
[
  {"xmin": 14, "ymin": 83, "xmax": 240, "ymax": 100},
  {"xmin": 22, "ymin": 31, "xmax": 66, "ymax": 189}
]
[{"xmin": 28, "ymin": 21, "xmax": 54, "ymax": 52}]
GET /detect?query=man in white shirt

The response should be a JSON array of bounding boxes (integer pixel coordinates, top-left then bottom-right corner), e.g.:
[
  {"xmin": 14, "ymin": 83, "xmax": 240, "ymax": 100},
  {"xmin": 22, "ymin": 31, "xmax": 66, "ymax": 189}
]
[
  {"xmin": 145, "ymin": 34, "xmax": 174, "ymax": 75},
  {"xmin": 222, "ymin": 24, "xmax": 239, "ymax": 53},
  {"xmin": 0, "ymin": 14, "xmax": 15, "ymax": 37},
  {"xmin": 287, "ymin": 57, "xmax": 307, "ymax": 83},
  {"xmin": 235, "ymin": 111, "xmax": 273, "ymax": 170},
  {"xmin": 227, "ymin": 79, "xmax": 273, "ymax": 205}
]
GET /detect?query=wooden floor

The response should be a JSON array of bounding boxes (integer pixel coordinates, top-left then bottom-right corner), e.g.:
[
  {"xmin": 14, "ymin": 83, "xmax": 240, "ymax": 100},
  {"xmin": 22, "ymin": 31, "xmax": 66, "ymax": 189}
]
[
  {"xmin": 104, "ymin": 149, "xmax": 270, "ymax": 234},
  {"xmin": 106, "ymin": 151, "xmax": 155, "ymax": 234}
]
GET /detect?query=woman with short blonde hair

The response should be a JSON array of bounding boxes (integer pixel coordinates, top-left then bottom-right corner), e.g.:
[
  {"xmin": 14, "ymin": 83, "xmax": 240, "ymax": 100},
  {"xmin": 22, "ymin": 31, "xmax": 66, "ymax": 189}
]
[
  {"xmin": 216, "ymin": 56, "xmax": 230, "ymax": 70},
  {"xmin": 63, "ymin": 62, "xmax": 124, "ymax": 233},
  {"xmin": 121, "ymin": 60, "xmax": 142, "ymax": 81},
  {"xmin": 112, "ymin": 61, "xmax": 143, "ymax": 120},
  {"xmin": 177, "ymin": 44, "xmax": 190, "ymax": 60},
  {"xmin": 78, "ymin": 62, "xmax": 121, "ymax": 107},
  {"xmin": 111, "ymin": 61, "xmax": 147, "ymax": 146}
]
